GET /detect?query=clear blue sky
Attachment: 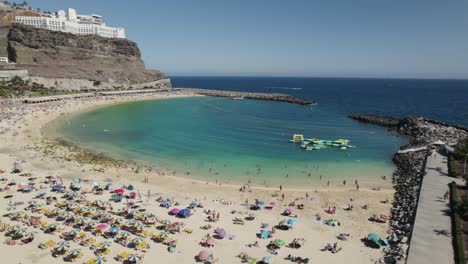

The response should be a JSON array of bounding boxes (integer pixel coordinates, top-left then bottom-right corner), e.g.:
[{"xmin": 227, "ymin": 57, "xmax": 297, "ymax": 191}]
[{"xmin": 21, "ymin": 0, "xmax": 468, "ymax": 78}]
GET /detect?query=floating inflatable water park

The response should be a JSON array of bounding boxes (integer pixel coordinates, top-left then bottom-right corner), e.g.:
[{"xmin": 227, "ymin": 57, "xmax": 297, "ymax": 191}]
[{"xmin": 289, "ymin": 134, "xmax": 354, "ymax": 151}]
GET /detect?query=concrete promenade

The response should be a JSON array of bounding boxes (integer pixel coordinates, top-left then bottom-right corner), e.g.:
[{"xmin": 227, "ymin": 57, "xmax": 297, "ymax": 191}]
[{"xmin": 407, "ymin": 153, "xmax": 462, "ymax": 264}]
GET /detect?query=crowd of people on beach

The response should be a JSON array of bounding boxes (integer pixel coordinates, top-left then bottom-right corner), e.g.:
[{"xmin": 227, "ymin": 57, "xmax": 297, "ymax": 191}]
[{"xmin": 0, "ymin": 93, "xmax": 393, "ymax": 264}]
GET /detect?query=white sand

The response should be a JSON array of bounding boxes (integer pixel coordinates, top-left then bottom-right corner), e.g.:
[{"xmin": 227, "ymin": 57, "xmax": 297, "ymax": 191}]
[{"xmin": 0, "ymin": 91, "xmax": 394, "ymax": 263}]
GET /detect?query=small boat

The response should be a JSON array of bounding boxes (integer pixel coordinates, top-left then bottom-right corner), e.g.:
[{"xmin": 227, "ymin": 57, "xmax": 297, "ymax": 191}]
[
  {"xmin": 289, "ymin": 134, "xmax": 304, "ymax": 143},
  {"xmin": 233, "ymin": 97, "xmax": 245, "ymax": 100}
]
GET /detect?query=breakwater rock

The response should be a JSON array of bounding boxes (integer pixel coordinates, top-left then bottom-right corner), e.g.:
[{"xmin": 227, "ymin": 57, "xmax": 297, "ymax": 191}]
[
  {"xmin": 348, "ymin": 114, "xmax": 400, "ymax": 128},
  {"xmin": 180, "ymin": 88, "xmax": 315, "ymax": 105},
  {"xmin": 381, "ymin": 151, "xmax": 427, "ymax": 264},
  {"xmin": 349, "ymin": 114, "xmax": 468, "ymax": 263},
  {"xmin": 349, "ymin": 114, "xmax": 468, "ymax": 146}
]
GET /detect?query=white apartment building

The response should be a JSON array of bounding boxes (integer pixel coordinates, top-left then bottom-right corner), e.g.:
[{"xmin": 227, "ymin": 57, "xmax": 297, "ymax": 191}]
[{"xmin": 14, "ymin": 8, "xmax": 125, "ymax": 39}]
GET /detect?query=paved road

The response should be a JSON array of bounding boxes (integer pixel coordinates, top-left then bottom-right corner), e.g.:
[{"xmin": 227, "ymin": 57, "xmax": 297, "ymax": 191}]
[{"xmin": 407, "ymin": 153, "xmax": 462, "ymax": 264}]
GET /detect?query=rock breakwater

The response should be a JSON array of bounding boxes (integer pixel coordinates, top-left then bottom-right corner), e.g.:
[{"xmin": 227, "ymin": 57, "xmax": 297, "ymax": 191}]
[
  {"xmin": 349, "ymin": 114, "xmax": 468, "ymax": 146},
  {"xmin": 349, "ymin": 113, "xmax": 467, "ymax": 264},
  {"xmin": 382, "ymin": 151, "xmax": 427, "ymax": 264},
  {"xmin": 181, "ymin": 88, "xmax": 315, "ymax": 105}
]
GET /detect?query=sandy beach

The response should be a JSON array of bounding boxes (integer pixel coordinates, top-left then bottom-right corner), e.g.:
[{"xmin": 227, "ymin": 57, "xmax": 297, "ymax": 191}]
[{"xmin": 0, "ymin": 91, "xmax": 394, "ymax": 264}]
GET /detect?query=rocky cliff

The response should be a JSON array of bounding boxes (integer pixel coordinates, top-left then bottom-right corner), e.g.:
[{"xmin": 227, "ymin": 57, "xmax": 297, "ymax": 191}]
[{"xmin": 4, "ymin": 23, "xmax": 168, "ymax": 89}]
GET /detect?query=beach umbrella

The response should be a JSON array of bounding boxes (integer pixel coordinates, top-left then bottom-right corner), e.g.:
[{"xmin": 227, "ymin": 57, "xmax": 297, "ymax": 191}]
[
  {"xmin": 146, "ymin": 217, "xmax": 157, "ymax": 224},
  {"xmin": 160, "ymin": 200, "xmax": 171, "ymax": 208},
  {"xmin": 279, "ymin": 220, "xmax": 288, "ymax": 227},
  {"xmin": 367, "ymin": 233, "xmax": 382, "ymax": 247},
  {"xmin": 126, "ymin": 220, "xmax": 137, "ymax": 227},
  {"xmin": 177, "ymin": 209, "xmax": 191, "ymax": 218},
  {"xmin": 216, "ymin": 228, "xmax": 226, "ymax": 239},
  {"xmin": 96, "ymin": 224, "xmax": 108, "ymax": 231},
  {"xmin": 72, "ymin": 178, "xmax": 80, "ymax": 183},
  {"xmin": 7, "ymin": 225, "xmax": 21, "ymax": 233},
  {"xmin": 115, "ymin": 188, "xmax": 125, "ymax": 194},
  {"xmin": 90, "ymin": 256, "xmax": 107, "ymax": 264},
  {"xmin": 35, "ymin": 189, "xmax": 45, "ymax": 197},
  {"xmin": 109, "ymin": 226, "xmax": 120, "ymax": 233},
  {"xmin": 99, "ymin": 241, "xmax": 112, "ymax": 249},
  {"xmin": 205, "ymin": 238, "xmax": 215, "ymax": 246},
  {"xmin": 189, "ymin": 202, "xmax": 197, "ymax": 208},
  {"xmin": 134, "ymin": 222, "xmax": 144, "ymax": 231},
  {"xmin": 287, "ymin": 219, "xmax": 297, "ymax": 226},
  {"xmin": 76, "ymin": 217, "xmax": 87, "ymax": 226},
  {"xmin": 14, "ymin": 228, "xmax": 27, "ymax": 237},
  {"xmin": 269, "ymin": 201, "xmax": 276, "ymax": 206},
  {"xmin": 274, "ymin": 239, "xmax": 286, "ymax": 247},
  {"xmin": 260, "ymin": 229, "xmax": 270, "ymax": 239},
  {"xmin": 68, "ymin": 248, "xmax": 82, "ymax": 256},
  {"xmin": 285, "ymin": 208, "xmax": 293, "ymax": 214},
  {"xmin": 262, "ymin": 256, "xmax": 273, "ymax": 264},
  {"xmin": 127, "ymin": 254, "xmax": 142, "ymax": 263},
  {"xmin": 47, "ymin": 223, "xmax": 58, "ymax": 230},
  {"xmin": 24, "ymin": 231, "xmax": 36, "ymax": 238},
  {"xmin": 256, "ymin": 200, "xmax": 265, "ymax": 206},
  {"xmin": 68, "ymin": 229, "xmax": 79, "ymax": 237},
  {"xmin": 54, "ymin": 241, "xmax": 70, "ymax": 252},
  {"xmin": 119, "ymin": 231, "xmax": 131, "ymax": 238},
  {"xmin": 155, "ymin": 231, "xmax": 171, "ymax": 240},
  {"xmin": 197, "ymin": 251, "xmax": 210, "ymax": 261},
  {"xmin": 50, "ymin": 208, "xmax": 61, "ymax": 215},
  {"xmin": 380, "ymin": 237, "xmax": 389, "ymax": 246},
  {"xmin": 168, "ymin": 208, "xmax": 180, "ymax": 215},
  {"xmin": 162, "ymin": 219, "xmax": 171, "ymax": 225},
  {"xmin": 367, "ymin": 233, "xmax": 379, "ymax": 243},
  {"xmin": 88, "ymin": 221, "xmax": 99, "ymax": 228},
  {"xmin": 131, "ymin": 237, "xmax": 144, "ymax": 245},
  {"xmin": 56, "ymin": 241, "xmax": 71, "ymax": 248}
]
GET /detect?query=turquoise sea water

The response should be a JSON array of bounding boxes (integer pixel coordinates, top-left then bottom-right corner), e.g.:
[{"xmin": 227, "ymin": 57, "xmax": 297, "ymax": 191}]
[{"xmin": 49, "ymin": 96, "xmax": 404, "ymax": 186}]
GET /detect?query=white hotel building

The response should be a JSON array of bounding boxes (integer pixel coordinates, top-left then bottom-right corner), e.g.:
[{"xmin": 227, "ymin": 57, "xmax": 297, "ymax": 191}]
[{"xmin": 14, "ymin": 8, "xmax": 125, "ymax": 39}]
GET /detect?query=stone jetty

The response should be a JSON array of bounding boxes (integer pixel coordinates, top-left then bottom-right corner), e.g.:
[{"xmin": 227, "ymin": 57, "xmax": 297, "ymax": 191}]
[
  {"xmin": 349, "ymin": 114, "xmax": 468, "ymax": 264},
  {"xmin": 180, "ymin": 88, "xmax": 315, "ymax": 105},
  {"xmin": 382, "ymin": 150, "xmax": 427, "ymax": 264},
  {"xmin": 349, "ymin": 114, "xmax": 468, "ymax": 146}
]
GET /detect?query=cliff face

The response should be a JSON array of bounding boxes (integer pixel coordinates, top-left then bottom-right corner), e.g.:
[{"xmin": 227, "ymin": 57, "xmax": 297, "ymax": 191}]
[{"xmin": 7, "ymin": 24, "xmax": 166, "ymax": 86}]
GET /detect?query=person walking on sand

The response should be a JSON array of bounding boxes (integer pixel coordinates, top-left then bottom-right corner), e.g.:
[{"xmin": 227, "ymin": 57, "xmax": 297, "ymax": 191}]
[
  {"xmin": 343, "ymin": 180, "xmax": 346, "ymax": 186},
  {"xmin": 280, "ymin": 185, "xmax": 282, "ymax": 191},
  {"xmin": 444, "ymin": 190, "xmax": 449, "ymax": 200},
  {"xmin": 282, "ymin": 193, "xmax": 285, "ymax": 201},
  {"xmin": 327, "ymin": 180, "xmax": 330, "ymax": 187},
  {"xmin": 356, "ymin": 184, "xmax": 360, "ymax": 191}
]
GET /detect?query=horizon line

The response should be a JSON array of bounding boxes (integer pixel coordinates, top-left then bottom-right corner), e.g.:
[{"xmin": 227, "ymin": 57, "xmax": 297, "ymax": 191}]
[{"xmin": 168, "ymin": 75, "xmax": 468, "ymax": 81}]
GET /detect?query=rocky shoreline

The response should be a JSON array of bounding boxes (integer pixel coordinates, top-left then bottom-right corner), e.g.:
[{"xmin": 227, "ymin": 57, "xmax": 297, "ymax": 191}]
[
  {"xmin": 348, "ymin": 114, "xmax": 467, "ymax": 264},
  {"xmin": 382, "ymin": 151, "xmax": 427, "ymax": 264},
  {"xmin": 180, "ymin": 88, "xmax": 315, "ymax": 105},
  {"xmin": 349, "ymin": 114, "xmax": 467, "ymax": 146}
]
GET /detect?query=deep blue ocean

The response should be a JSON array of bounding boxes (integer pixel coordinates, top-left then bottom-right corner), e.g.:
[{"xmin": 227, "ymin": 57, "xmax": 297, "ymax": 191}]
[
  {"xmin": 48, "ymin": 77, "xmax": 468, "ymax": 187},
  {"xmin": 172, "ymin": 77, "xmax": 468, "ymax": 126}
]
